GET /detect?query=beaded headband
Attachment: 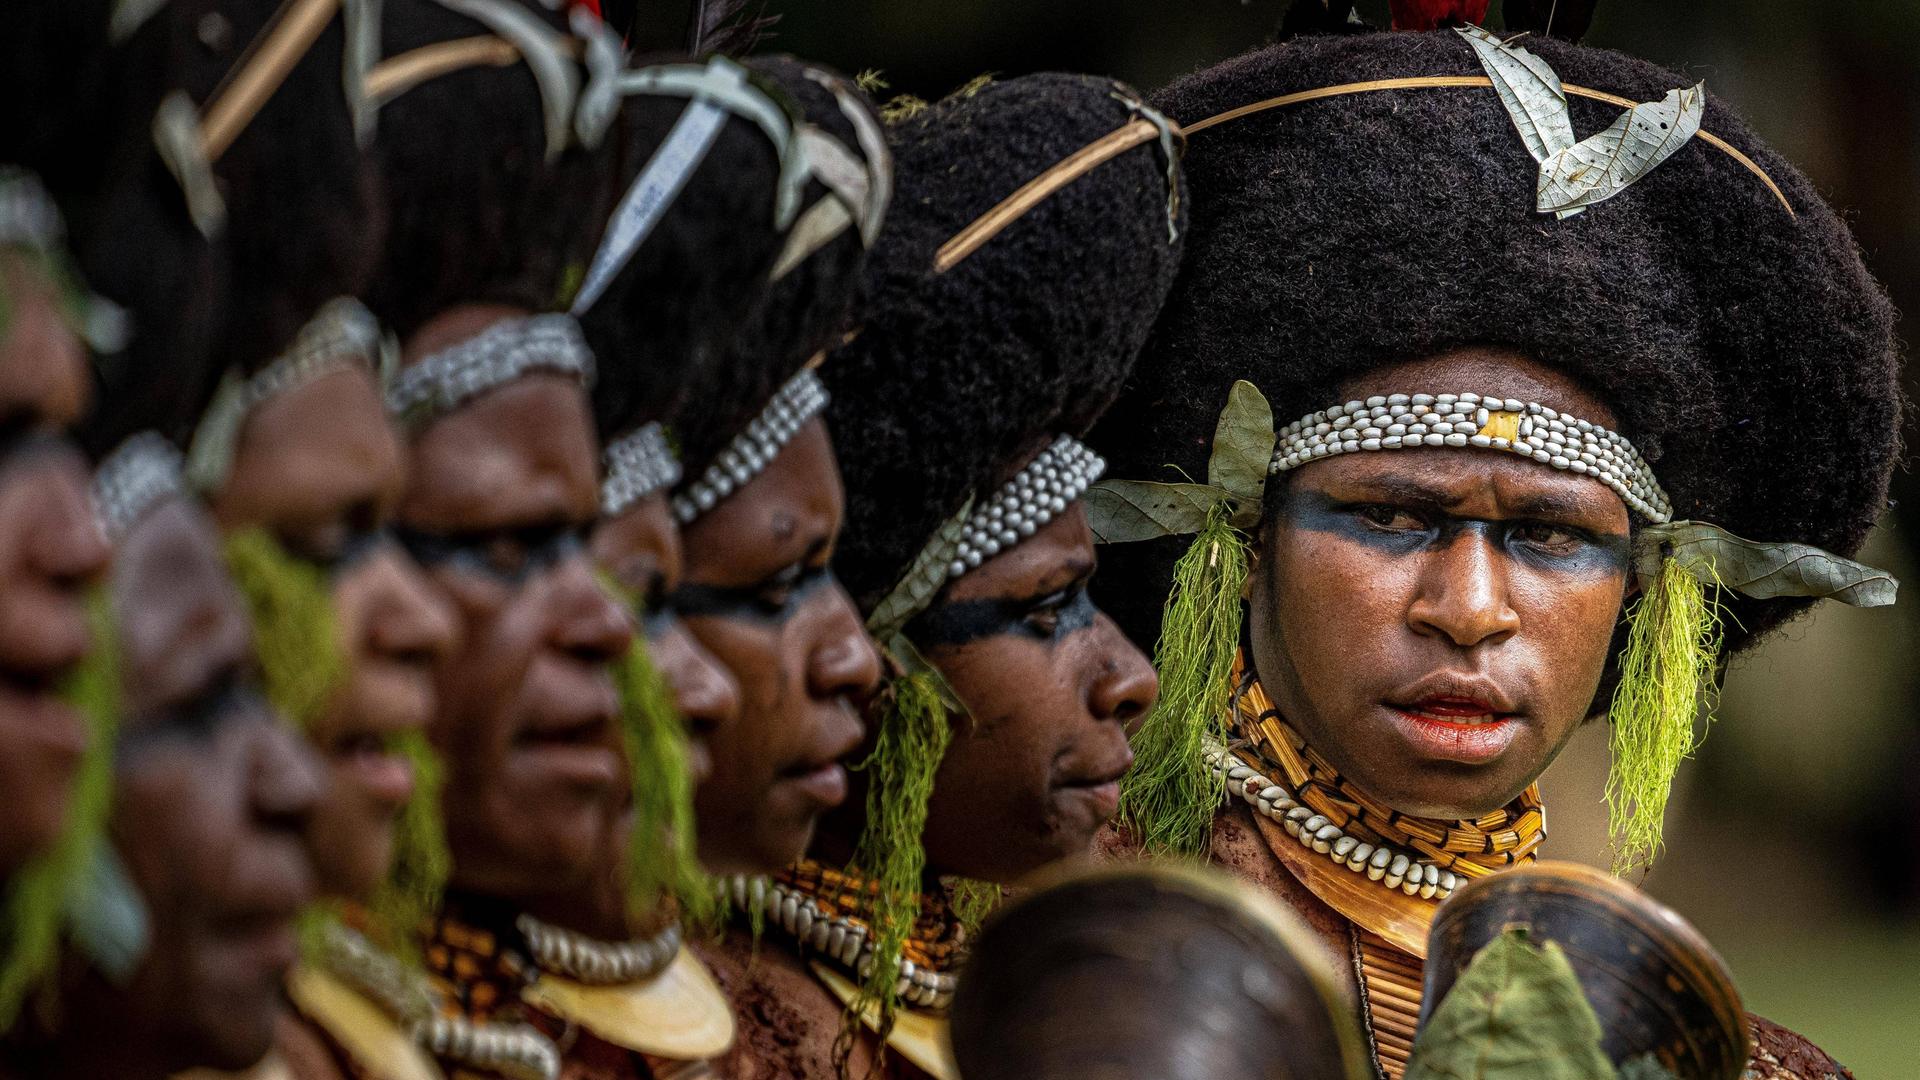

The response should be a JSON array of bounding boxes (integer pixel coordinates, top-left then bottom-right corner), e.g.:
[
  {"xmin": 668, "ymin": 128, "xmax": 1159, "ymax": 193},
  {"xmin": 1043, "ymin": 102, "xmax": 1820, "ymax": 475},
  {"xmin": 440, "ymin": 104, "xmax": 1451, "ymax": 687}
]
[
  {"xmin": 185, "ymin": 297, "xmax": 387, "ymax": 492},
  {"xmin": 0, "ymin": 168, "xmax": 130, "ymax": 354},
  {"xmin": 600, "ymin": 422, "xmax": 682, "ymax": 518},
  {"xmin": 571, "ymin": 56, "xmax": 804, "ymax": 315},
  {"xmin": 672, "ymin": 367, "xmax": 828, "ymax": 525},
  {"xmin": 92, "ymin": 432, "xmax": 187, "ymax": 546},
  {"xmin": 1270, "ymin": 392, "xmax": 1672, "ymax": 523},
  {"xmin": 867, "ymin": 435, "xmax": 1107, "ymax": 641},
  {"xmin": 386, "ymin": 313, "xmax": 594, "ymax": 429}
]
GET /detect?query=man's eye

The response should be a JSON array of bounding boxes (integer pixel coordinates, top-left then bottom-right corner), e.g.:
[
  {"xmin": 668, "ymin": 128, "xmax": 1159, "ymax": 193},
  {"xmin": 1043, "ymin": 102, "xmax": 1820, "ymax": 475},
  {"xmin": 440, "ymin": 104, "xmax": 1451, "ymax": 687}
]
[
  {"xmin": 1024, "ymin": 600, "xmax": 1065, "ymax": 636},
  {"xmin": 1022, "ymin": 584, "xmax": 1085, "ymax": 637},
  {"xmin": 481, "ymin": 535, "xmax": 534, "ymax": 578},
  {"xmin": 755, "ymin": 564, "xmax": 807, "ymax": 611},
  {"xmin": 1513, "ymin": 522, "xmax": 1581, "ymax": 550},
  {"xmin": 1356, "ymin": 505, "xmax": 1425, "ymax": 531}
]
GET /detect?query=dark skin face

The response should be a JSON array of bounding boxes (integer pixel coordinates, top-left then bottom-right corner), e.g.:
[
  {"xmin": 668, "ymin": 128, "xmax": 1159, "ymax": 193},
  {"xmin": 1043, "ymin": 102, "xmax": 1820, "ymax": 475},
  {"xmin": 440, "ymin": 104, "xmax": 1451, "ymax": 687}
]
[
  {"xmin": 212, "ymin": 365, "xmax": 458, "ymax": 903},
  {"xmin": 105, "ymin": 498, "xmax": 323, "ymax": 1074},
  {"xmin": 397, "ymin": 307, "xmax": 633, "ymax": 921},
  {"xmin": 1248, "ymin": 350, "xmax": 1632, "ymax": 820},
  {"xmin": 0, "ymin": 254, "xmax": 107, "ymax": 875},
  {"xmin": 677, "ymin": 418, "xmax": 881, "ymax": 875},
  {"xmin": 590, "ymin": 489, "xmax": 741, "ymax": 788},
  {"xmin": 911, "ymin": 503, "xmax": 1159, "ymax": 884}
]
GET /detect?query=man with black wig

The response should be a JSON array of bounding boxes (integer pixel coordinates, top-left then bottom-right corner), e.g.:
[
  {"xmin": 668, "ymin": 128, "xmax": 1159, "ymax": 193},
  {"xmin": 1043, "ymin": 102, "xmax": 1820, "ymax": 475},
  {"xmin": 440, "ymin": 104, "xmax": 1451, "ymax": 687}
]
[
  {"xmin": 705, "ymin": 70, "xmax": 1182, "ymax": 1079},
  {"xmin": 541, "ymin": 37, "xmax": 803, "ymax": 1080},
  {"xmin": 360, "ymin": 2, "xmax": 634, "ymax": 1077},
  {"xmin": 1089, "ymin": 15, "xmax": 1900, "ymax": 1080},
  {"xmin": 665, "ymin": 54, "xmax": 885, "ymax": 894}
]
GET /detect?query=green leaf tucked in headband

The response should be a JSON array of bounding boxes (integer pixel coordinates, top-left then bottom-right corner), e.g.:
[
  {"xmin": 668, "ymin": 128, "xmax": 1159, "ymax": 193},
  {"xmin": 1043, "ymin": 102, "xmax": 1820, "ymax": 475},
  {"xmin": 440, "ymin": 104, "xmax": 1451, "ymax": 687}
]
[
  {"xmin": 1086, "ymin": 379, "xmax": 1273, "ymax": 543},
  {"xmin": 1205, "ymin": 379, "xmax": 1275, "ymax": 516},
  {"xmin": 1635, "ymin": 520, "xmax": 1898, "ymax": 607}
]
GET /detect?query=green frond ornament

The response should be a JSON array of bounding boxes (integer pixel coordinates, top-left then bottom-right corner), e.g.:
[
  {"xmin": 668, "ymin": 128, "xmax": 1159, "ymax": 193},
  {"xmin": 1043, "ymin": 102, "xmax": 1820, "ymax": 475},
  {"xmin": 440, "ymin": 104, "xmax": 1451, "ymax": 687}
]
[
  {"xmin": 612, "ymin": 633, "xmax": 710, "ymax": 925},
  {"xmin": 1605, "ymin": 554, "xmax": 1722, "ymax": 876},
  {"xmin": 945, "ymin": 877, "xmax": 1004, "ymax": 940},
  {"xmin": 0, "ymin": 590, "xmax": 123, "ymax": 1028},
  {"xmin": 223, "ymin": 529, "xmax": 344, "ymax": 731},
  {"xmin": 1091, "ymin": 380, "xmax": 1274, "ymax": 858},
  {"xmin": 844, "ymin": 664, "xmax": 953, "ymax": 1025},
  {"xmin": 367, "ymin": 729, "xmax": 451, "ymax": 957},
  {"xmin": 1115, "ymin": 508, "xmax": 1248, "ymax": 857},
  {"xmin": 598, "ymin": 572, "xmax": 710, "ymax": 925},
  {"xmin": 1603, "ymin": 519, "xmax": 1899, "ymax": 876}
]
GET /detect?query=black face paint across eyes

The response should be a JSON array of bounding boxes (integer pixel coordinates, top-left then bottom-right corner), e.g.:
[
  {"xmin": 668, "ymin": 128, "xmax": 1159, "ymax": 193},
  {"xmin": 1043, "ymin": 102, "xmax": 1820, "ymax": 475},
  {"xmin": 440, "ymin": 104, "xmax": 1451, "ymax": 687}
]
[
  {"xmin": 393, "ymin": 524, "xmax": 588, "ymax": 587},
  {"xmin": 117, "ymin": 671, "xmax": 272, "ymax": 759},
  {"xmin": 669, "ymin": 563, "xmax": 834, "ymax": 624},
  {"xmin": 909, "ymin": 581, "xmax": 1100, "ymax": 649},
  {"xmin": 1278, "ymin": 489, "xmax": 1632, "ymax": 578}
]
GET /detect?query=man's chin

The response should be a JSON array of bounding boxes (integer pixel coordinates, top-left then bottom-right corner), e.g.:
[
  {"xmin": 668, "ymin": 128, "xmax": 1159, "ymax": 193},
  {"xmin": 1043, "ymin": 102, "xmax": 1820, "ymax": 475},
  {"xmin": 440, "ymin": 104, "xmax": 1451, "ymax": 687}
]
[{"xmin": 1362, "ymin": 768, "xmax": 1533, "ymax": 821}]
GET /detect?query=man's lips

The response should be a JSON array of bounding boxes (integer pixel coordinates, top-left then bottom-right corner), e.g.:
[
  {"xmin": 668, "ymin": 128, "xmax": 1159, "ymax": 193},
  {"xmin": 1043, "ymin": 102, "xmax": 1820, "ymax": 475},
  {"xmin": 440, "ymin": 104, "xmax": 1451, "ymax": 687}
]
[
  {"xmin": 773, "ymin": 708, "xmax": 864, "ymax": 812},
  {"xmin": 513, "ymin": 714, "xmax": 623, "ymax": 788},
  {"xmin": 1052, "ymin": 750, "xmax": 1135, "ymax": 819},
  {"xmin": 327, "ymin": 734, "xmax": 415, "ymax": 808},
  {"xmin": 1401, "ymin": 695, "xmax": 1503, "ymax": 720},
  {"xmin": 1383, "ymin": 698, "xmax": 1523, "ymax": 765},
  {"xmin": 0, "ymin": 676, "xmax": 88, "ymax": 758},
  {"xmin": 775, "ymin": 759, "xmax": 848, "ymax": 811}
]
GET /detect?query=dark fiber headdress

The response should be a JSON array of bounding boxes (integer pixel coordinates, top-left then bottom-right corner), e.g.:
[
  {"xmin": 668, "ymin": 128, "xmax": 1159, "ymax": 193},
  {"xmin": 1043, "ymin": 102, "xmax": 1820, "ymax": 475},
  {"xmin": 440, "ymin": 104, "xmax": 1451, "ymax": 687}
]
[
  {"xmin": 1089, "ymin": 27, "xmax": 1902, "ymax": 872},
  {"xmin": 667, "ymin": 56, "xmax": 888, "ymax": 520},
  {"xmin": 816, "ymin": 71, "xmax": 1185, "ymax": 1027}
]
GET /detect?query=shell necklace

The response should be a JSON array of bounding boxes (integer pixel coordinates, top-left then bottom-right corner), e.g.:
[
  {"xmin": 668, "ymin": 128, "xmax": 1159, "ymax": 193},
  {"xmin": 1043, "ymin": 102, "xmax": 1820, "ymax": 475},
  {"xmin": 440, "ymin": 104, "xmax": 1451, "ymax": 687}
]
[
  {"xmin": 1214, "ymin": 656, "xmax": 1545, "ymax": 904},
  {"xmin": 728, "ymin": 860, "xmax": 962, "ymax": 1011}
]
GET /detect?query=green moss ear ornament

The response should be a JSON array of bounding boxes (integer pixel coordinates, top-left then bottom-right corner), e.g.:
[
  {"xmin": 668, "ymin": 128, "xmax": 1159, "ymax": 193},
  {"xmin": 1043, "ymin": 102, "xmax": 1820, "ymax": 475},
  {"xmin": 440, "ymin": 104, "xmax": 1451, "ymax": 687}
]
[
  {"xmin": 1086, "ymin": 379, "xmax": 1273, "ymax": 858},
  {"xmin": 1605, "ymin": 521, "xmax": 1896, "ymax": 874},
  {"xmin": 844, "ymin": 501, "xmax": 974, "ymax": 1027},
  {"xmin": 0, "ymin": 591, "xmax": 145, "ymax": 1028},
  {"xmin": 223, "ymin": 529, "xmax": 345, "ymax": 732},
  {"xmin": 598, "ymin": 574, "xmax": 711, "ymax": 924},
  {"xmin": 369, "ymin": 729, "xmax": 452, "ymax": 958}
]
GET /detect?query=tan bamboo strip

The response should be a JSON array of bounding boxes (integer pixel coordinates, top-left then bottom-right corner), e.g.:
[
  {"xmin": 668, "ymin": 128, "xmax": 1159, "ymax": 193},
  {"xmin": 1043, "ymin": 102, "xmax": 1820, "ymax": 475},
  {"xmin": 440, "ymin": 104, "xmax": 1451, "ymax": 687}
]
[
  {"xmin": 935, "ymin": 119, "xmax": 1163, "ymax": 273},
  {"xmin": 1183, "ymin": 74, "xmax": 1795, "ymax": 216}
]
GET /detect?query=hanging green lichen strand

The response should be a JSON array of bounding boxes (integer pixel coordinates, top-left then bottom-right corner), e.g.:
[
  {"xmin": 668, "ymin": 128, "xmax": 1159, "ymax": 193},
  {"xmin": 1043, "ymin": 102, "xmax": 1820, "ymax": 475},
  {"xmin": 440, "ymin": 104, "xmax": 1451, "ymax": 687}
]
[
  {"xmin": 1605, "ymin": 556, "xmax": 1723, "ymax": 875},
  {"xmin": 367, "ymin": 729, "xmax": 451, "ymax": 961},
  {"xmin": 610, "ymin": 633, "xmax": 710, "ymax": 925},
  {"xmin": 844, "ymin": 671, "xmax": 953, "ymax": 1033},
  {"xmin": 222, "ymin": 529, "xmax": 343, "ymax": 731},
  {"xmin": 1117, "ymin": 507, "xmax": 1247, "ymax": 857},
  {"xmin": 0, "ymin": 590, "xmax": 120, "ymax": 1028}
]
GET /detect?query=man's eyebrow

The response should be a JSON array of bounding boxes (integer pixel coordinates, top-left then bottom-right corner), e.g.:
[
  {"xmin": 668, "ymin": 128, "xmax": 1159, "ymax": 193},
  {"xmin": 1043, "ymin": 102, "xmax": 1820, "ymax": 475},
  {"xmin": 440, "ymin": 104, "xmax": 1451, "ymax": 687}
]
[
  {"xmin": 1505, "ymin": 489, "xmax": 1622, "ymax": 524},
  {"xmin": 1348, "ymin": 475, "xmax": 1464, "ymax": 510}
]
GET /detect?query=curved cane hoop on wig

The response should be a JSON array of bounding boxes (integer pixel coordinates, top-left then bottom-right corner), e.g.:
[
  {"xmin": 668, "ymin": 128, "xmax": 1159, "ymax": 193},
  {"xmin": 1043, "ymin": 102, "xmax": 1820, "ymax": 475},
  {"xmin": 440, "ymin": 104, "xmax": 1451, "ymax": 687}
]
[
  {"xmin": 934, "ymin": 94, "xmax": 1183, "ymax": 274},
  {"xmin": 150, "ymin": 0, "xmax": 383, "ymax": 235},
  {"xmin": 1182, "ymin": 76, "xmax": 1793, "ymax": 218}
]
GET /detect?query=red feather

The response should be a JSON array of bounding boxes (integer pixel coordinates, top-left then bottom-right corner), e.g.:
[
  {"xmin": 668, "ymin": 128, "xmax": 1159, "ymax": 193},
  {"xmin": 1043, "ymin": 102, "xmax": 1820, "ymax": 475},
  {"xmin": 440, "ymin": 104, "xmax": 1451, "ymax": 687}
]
[{"xmin": 1389, "ymin": 0, "xmax": 1490, "ymax": 30}]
